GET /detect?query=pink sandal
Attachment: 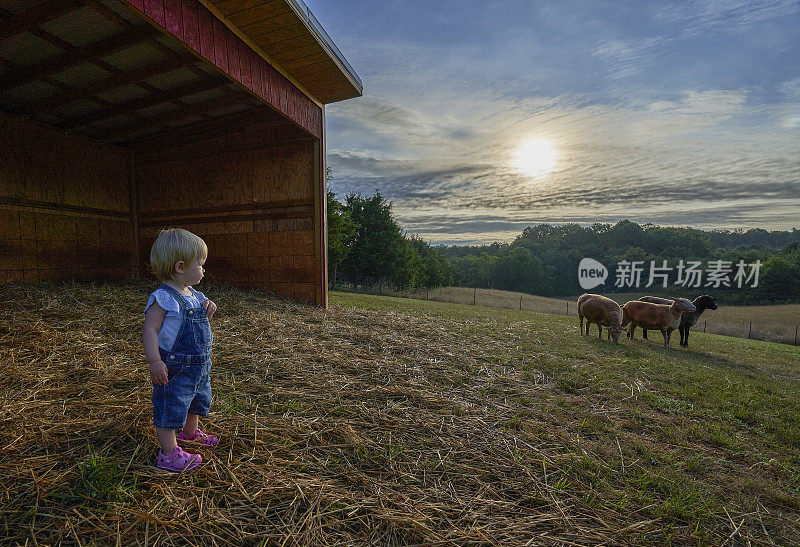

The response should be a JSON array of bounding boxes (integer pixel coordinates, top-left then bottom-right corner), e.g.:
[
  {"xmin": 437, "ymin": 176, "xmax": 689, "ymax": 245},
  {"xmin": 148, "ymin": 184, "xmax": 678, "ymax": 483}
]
[
  {"xmin": 177, "ymin": 427, "xmax": 219, "ymax": 447},
  {"xmin": 157, "ymin": 446, "xmax": 202, "ymax": 473}
]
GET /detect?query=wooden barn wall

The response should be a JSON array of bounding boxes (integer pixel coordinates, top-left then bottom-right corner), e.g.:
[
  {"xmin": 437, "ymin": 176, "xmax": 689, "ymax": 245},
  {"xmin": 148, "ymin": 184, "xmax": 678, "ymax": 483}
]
[
  {"xmin": 135, "ymin": 121, "xmax": 318, "ymax": 302},
  {"xmin": 122, "ymin": 0, "xmax": 323, "ymax": 140},
  {"xmin": 0, "ymin": 112, "xmax": 135, "ymax": 284}
]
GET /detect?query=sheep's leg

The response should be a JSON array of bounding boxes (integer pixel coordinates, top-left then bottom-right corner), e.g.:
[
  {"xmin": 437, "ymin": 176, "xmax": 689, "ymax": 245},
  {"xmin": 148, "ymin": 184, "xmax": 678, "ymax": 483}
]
[
  {"xmin": 643, "ymin": 329, "xmax": 648, "ymax": 340},
  {"xmin": 597, "ymin": 324, "xmax": 602, "ymax": 339},
  {"xmin": 628, "ymin": 324, "xmax": 636, "ymax": 340},
  {"xmin": 579, "ymin": 316, "xmax": 584, "ymax": 335},
  {"xmin": 663, "ymin": 329, "xmax": 670, "ymax": 348},
  {"xmin": 683, "ymin": 326, "xmax": 690, "ymax": 347}
]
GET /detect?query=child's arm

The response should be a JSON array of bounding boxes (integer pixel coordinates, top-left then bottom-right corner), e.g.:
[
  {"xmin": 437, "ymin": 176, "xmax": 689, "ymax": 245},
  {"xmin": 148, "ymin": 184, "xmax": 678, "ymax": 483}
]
[{"xmin": 144, "ymin": 303, "xmax": 168, "ymax": 384}]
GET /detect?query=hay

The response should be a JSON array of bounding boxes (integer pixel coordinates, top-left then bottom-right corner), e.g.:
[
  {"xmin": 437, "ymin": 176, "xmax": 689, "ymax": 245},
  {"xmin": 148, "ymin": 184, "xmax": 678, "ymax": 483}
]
[{"xmin": 0, "ymin": 281, "xmax": 774, "ymax": 544}]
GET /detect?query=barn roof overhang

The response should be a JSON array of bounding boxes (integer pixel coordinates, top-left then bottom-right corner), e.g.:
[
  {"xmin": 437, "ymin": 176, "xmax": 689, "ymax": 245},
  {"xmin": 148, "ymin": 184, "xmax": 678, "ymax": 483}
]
[
  {"xmin": 0, "ymin": 0, "xmax": 321, "ymax": 148},
  {"xmin": 203, "ymin": 0, "xmax": 362, "ymax": 105}
]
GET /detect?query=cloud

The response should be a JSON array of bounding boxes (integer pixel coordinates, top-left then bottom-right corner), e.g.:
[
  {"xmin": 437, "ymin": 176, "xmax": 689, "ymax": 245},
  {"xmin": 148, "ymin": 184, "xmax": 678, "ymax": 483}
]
[
  {"xmin": 592, "ymin": 37, "xmax": 674, "ymax": 79},
  {"xmin": 656, "ymin": 0, "xmax": 800, "ymax": 34},
  {"xmin": 778, "ymin": 77, "xmax": 800, "ymax": 98},
  {"xmin": 318, "ymin": 2, "xmax": 800, "ymax": 244},
  {"xmin": 327, "ymin": 87, "xmax": 800, "ymax": 243}
]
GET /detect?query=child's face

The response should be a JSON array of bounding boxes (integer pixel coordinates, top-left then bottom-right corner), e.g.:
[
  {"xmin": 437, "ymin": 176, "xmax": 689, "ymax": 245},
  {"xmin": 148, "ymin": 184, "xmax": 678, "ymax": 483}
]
[{"xmin": 174, "ymin": 257, "xmax": 205, "ymax": 286}]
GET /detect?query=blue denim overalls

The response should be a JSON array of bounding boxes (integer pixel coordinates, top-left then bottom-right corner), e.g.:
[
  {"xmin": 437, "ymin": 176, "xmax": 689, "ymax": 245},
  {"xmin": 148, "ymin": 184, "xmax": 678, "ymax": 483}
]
[{"xmin": 152, "ymin": 284, "xmax": 213, "ymax": 430}]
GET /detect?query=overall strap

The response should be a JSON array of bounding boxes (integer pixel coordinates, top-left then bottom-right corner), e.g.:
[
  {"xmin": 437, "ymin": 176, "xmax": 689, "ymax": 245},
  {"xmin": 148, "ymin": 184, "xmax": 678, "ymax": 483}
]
[{"xmin": 157, "ymin": 284, "xmax": 190, "ymax": 313}]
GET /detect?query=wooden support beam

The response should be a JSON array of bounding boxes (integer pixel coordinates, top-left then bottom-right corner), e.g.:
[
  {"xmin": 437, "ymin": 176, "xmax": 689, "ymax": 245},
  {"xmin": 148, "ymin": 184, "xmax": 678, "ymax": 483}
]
[
  {"xmin": 31, "ymin": 52, "xmax": 198, "ymax": 110},
  {"xmin": 1, "ymin": 25, "xmax": 160, "ymax": 90},
  {"xmin": 94, "ymin": 93, "xmax": 258, "ymax": 142},
  {"xmin": 57, "ymin": 75, "xmax": 229, "ymax": 129},
  {"xmin": 130, "ymin": 105, "xmax": 286, "ymax": 149},
  {"xmin": 0, "ymin": 0, "xmax": 83, "ymax": 41}
]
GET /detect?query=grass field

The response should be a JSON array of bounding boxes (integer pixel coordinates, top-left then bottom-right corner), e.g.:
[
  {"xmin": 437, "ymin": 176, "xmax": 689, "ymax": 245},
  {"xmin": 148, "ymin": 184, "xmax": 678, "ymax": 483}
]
[
  {"xmin": 356, "ymin": 285, "xmax": 800, "ymax": 345},
  {"xmin": 2, "ymin": 282, "xmax": 800, "ymax": 544}
]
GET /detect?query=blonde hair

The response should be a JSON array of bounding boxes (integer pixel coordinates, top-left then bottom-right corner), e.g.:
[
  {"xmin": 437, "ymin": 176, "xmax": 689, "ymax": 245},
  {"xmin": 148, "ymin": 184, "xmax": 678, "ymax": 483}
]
[{"xmin": 149, "ymin": 228, "xmax": 208, "ymax": 281}]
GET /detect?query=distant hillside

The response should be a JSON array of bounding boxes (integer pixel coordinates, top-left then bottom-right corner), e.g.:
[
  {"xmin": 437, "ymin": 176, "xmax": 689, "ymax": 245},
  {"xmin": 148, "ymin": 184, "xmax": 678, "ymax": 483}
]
[{"xmin": 436, "ymin": 220, "xmax": 800, "ymax": 305}]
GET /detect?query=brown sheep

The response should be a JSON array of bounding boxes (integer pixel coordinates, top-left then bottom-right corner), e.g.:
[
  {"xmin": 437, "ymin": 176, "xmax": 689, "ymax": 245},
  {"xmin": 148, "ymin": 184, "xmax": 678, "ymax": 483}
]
[
  {"xmin": 578, "ymin": 293, "xmax": 624, "ymax": 344},
  {"xmin": 638, "ymin": 295, "xmax": 718, "ymax": 347},
  {"xmin": 621, "ymin": 298, "xmax": 697, "ymax": 348}
]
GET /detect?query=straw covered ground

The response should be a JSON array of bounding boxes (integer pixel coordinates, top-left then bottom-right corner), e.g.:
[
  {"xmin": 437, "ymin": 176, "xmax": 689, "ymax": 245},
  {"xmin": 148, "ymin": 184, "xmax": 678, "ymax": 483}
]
[{"xmin": 2, "ymin": 282, "xmax": 800, "ymax": 545}]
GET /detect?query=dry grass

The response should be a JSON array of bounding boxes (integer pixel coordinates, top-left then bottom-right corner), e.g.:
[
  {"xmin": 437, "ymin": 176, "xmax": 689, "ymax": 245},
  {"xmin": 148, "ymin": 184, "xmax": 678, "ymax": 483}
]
[{"xmin": 2, "ymin": 281, "xmax": 800, "ymax": 545}]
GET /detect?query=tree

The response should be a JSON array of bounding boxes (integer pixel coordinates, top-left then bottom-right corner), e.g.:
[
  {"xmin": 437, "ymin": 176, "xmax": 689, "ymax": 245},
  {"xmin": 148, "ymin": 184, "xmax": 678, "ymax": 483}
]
[
  {"xmin": 326, "ymin": 191, "xmax": 355, "ymax": 289},
  {"xmin": 340, "ymin": 191, "xmax": 406, "ymax": 288},
  {"xmin": 409, "ymin": 236, "xmax": 454, "ymax": 288}
]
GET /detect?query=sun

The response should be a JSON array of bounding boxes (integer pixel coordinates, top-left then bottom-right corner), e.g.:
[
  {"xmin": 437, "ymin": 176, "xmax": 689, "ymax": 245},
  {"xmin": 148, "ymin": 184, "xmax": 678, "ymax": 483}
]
[{"xmin": 514, "ymin": 138, "xmax": 557, "ymax": 178}]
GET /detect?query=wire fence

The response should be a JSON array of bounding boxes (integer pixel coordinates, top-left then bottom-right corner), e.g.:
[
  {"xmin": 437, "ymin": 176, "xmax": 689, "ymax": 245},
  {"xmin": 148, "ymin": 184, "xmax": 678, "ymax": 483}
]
[{"xmin": 332, "ymin": 284, "xmax": 800, "ymax": 346}]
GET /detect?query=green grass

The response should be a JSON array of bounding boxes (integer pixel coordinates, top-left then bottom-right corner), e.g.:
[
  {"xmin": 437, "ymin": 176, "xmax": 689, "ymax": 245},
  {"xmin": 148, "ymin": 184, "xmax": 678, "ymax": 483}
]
[
  {"xmin": 331, "ymin": 290, "xmax": 800, "ymax": 542},
  {"xmin": 351, "ymin": 286, "xmax": 800, "ymax": 344}
]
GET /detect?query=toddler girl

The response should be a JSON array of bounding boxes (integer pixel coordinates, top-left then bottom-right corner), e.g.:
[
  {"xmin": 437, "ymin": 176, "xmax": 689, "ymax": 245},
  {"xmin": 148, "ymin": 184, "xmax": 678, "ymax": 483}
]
[{"xmin": 144, "ymin": 228, "xmax": 219, "ymax": 472}]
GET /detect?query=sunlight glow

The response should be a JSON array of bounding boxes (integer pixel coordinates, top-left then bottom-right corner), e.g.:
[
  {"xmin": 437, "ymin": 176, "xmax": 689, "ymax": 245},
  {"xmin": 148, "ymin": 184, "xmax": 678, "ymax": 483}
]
[{"xmin": 514, "ymin": 138, "xmax": 557, "ymax": 178}]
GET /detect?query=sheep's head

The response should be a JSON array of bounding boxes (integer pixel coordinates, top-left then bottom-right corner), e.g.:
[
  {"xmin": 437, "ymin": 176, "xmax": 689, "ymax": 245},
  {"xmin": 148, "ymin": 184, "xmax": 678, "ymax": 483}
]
[
  {"xmin": 606, "ymin": 325, "xmax": 624, "ymax": 344},
  {"xmin": 696, "ymin": 294, "xmax": 718, "ymax": 310}
]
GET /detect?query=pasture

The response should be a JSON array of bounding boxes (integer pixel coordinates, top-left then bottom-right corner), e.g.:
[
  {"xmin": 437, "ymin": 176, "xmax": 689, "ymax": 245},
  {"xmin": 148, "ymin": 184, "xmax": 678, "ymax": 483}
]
[
  {"xmin": 2, "ymin": 281, "xmax": 800, "ymax": 544},
  {"xmin": 357, "ymin": 285, "xmax": 800, "ymax": 345}
]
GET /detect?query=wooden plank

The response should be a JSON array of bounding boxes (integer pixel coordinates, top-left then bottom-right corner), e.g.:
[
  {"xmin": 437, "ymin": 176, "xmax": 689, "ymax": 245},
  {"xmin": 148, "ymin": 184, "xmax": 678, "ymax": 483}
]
[
  {"xmin": 143, "ymin": 0, "xmax": 166, "ymax": 26},
  {"xmin": 239, "ymin": 39, "xmax": 251, "ymax": 90},
  {"xmin": 275, "ymin": 42, "xmax": 322, "ymax": 65},
  {"xmin": 255, "ymin": 54, "xmax": 266, "ymax": 101},
  {"xmin": 57, "ymin": 75, "xmax": 228, "ymax": 129},
  {"xmin": 227, "ymin": 26, "xmax": 240, "ymax": 81},
  {"xmin": 96, "ymin": 93, "xmax": 257, "ymax": 140},
  {"xmin": 198, "ymin": 4, "xmax": 215, "ymax": 60},
  {"xmin": 164, "ymin": 0, "xmax": 183, "ymax": 38},
  {"xmin": 0, "ymin": 0, "xmax": 83, "ymax": 40},
  {"xmin": 227, "ymin": 1, "xmax": 287, "ymax": 27},
  {"xmin": 138, "ymin": 209, "xmax": 311, "ymax": 227},
  {"xmin": 281, "ymin": 49, "xmax": 330, "ymax": 71},
  {"xmin": 251, "ymin": 21, "xmax": 307, "ymax": 47},
  {"xmin": 212, "ymin": 17, "xmax": 228, "ymax": 71},
  {"xmin": 0, "ymin": 25, "xmax": 159, "ymax": 90},
  {"xmin": 218, "ymin": 0, "xmax": 285, "ymax": 18},
  {"xmin": 139, "ymin": 199, "xmax": 313, "ymax": 219},
  {"xmin": 267, "ymin": 61, "xmax": 280, "ymax": 106},
  {"xmin": 258, "ymin": 32, "xmax": 312, "ymax": 56},
  {"xmin": 239, "ymin": 10, "xmax": 296, "ymax": 37},
  {"xmin": 33, "ymin": 52, "xmax": 198, "ymax": 110},
  {"xmin": 290, "ymin": 58, "xmax": 335, "ymax": 80},
  {"xmin": 181, "ymin": 0, "xmax": 200, "ymax": 51}
]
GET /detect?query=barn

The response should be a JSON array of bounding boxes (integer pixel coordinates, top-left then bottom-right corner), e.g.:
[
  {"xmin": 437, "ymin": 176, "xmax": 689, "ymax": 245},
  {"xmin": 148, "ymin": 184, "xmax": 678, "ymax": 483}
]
[{"xmin": 0, "ymin": 0, "xmax": 362, "ymax": 307}]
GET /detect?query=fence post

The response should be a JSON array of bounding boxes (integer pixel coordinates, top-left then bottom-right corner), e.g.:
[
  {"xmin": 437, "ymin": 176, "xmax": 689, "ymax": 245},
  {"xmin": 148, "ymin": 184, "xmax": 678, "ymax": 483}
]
[
  {"xmin": 704, "ymin": 320, "xmax": 707, "ymax": 333},
  {"xmin": 427, "ymin": 288, "xmax": 429, "ymax": 301},
  {"xmin": 566, "ymin": 302, "xmax": 569, "ymax": 315},
  {"xmin": 473, "ymin": 288, "xmax": 476, "ymax": 306},
  {"xmin": 519, "ymin": 295, "xmax": 522, "ymax": 310},
  {"xmin": 748, "ymin": 321, "xmax": 752, "ymax": 339},
  {"xmin": 795, "ymin": 325, "xmax": 798, "ymax": 346}
]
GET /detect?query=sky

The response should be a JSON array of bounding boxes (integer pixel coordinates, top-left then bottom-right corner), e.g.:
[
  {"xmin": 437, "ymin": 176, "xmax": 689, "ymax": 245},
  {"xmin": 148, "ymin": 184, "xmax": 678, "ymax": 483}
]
[{"xmin": 305, "ymin": 0, "xmax": 800, "ymax": 245}]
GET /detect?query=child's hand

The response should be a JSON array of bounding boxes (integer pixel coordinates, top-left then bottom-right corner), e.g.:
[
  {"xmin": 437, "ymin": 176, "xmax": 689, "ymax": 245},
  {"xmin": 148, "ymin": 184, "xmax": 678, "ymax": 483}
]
[
  {"xmin": 149, "ymin": 360, "xmax": 169, "ymax": 385},
  {"xmin": 202, "ymin": 299, "xmax": 217, "ymax": 320}
]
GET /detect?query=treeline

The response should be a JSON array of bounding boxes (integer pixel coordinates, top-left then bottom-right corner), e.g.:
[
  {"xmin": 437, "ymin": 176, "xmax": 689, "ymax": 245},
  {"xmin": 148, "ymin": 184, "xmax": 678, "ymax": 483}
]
[
  {"xmin": 327, "ymin": 191, "xmax": 453, "ymax": 291},
  {"xmin": 438, "ymin": 221, "xmax": 800, "ymax": 304},
  {"xmin": 328, "ymin": 191, "xmax": 800, "ymax": 304}
]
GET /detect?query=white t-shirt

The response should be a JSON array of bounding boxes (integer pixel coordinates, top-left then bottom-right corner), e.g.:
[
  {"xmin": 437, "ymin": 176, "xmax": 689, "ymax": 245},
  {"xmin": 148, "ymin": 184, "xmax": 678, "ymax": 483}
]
[{"xmin": 144, "ymin": 287, "xmax": 208, "ymax": 352}]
